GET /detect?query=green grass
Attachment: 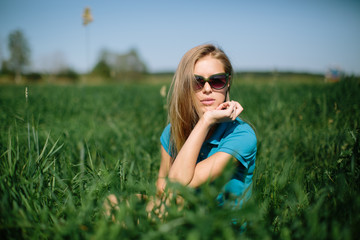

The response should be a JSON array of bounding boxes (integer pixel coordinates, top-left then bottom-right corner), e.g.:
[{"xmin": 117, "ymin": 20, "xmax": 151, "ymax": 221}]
[{"xmin": 1, "ymin": 78, "xmax": 359, "ymax": 239}]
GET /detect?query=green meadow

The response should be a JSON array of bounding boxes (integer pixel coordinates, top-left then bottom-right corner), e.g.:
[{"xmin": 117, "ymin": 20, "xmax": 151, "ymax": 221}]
[{"xmin": 0, "ymin": 75, "xmax": 359, "ymax": 239}]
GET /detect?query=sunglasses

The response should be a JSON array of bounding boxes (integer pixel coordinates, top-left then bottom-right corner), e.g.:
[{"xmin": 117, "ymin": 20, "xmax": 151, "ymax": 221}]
[{"xmin": 194, "ymin": 73, "xmax": 230, "ymax": 90}]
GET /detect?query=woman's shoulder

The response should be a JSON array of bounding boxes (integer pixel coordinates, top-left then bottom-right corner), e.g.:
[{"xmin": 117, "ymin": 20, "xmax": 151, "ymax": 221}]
[
  {"xmin": 160, "ymin": 123, "xmax": 172, "ymax": 155},
  {"xmin": 163, "ymin": 123, "xmax": 171, "ymax": 132},
  {"xmin": 217, "ymin": 118, "xmax": 257, "ymax": 164},
  {"xmin": 160, "ymin": 123, "xmax": 171, "ymax": 143},
  {"xmin": 220, "ymin": 118, "xmax": 257, "ymax": 151},
  {"xmin": 227, "ymin": 118, "xmax": 256, "ymax": 138}
]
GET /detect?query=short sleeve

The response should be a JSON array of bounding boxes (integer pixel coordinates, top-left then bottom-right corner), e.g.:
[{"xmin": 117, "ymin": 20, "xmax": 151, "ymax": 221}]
[
  {"xmin": 160, "ymin": 124, "xmax": 172, "ymax": 156},
  {"xmin": 217, "ymin": 122, "xmax": 257, "ymax": 169}
]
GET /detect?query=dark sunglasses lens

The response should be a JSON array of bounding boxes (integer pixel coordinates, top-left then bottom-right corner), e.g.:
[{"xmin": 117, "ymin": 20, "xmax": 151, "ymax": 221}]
[
  {"xmin": 195, "ymin": 76, "xmax": 205, "ymax": 89},
  {"xmin": 210, "ymin": 75, "xmax": 227, "ymax": 89}
]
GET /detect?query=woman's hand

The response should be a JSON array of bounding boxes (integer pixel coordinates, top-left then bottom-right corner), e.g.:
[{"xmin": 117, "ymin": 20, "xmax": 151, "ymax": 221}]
[
  {"xmin": 203, "ymin": 100, "xmax": 243, "ymax": 125},
  {"xmin": 167, "ymin": 101, "xmax": 243, "ymax": 186},
  {"xmin": 156, "ymin": 177, "xmax": 166, "ymax": 196}
]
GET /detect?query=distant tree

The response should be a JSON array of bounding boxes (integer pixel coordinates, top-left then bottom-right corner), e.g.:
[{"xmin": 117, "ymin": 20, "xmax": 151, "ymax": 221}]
[
  {"xmin": 92, "ymin": 59, "xmax": 111, "ymax": 79},
  {"xmin": 92, "ymin": 48, "xmax": 147, "ymax": 81},
  {"xmin": 57, "ymin": 68, "xmax": 79, "ymax": 82},
  {"xmin": 8, "ymin": 30, "xmax": 31, "ymax": 83},
  {"xmin": 0, "ymin": 60, "xmax": 12, "ymax": 76},
  {"xmin": 25, "ymin": 72, "xmax": 42, "ymax": 82},
  {"xmin": 114, "ymin": 48, "xmax": 147, "ymax": 74}
]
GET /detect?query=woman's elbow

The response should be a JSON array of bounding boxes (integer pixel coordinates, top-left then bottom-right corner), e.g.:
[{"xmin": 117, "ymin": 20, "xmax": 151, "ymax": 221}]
[{"xmin": 168, "ymin": 170, "xmax": 192, "ymax": 186}]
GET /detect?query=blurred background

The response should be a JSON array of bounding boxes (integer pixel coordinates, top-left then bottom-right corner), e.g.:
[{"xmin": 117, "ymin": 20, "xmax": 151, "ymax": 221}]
[{"xmin": 0, "ymin": 0, "xmax": 359, "ymax": 83}]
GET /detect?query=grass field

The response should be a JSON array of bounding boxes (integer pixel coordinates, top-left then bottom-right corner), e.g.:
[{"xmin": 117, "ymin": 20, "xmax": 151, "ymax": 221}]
[{"xmin": 1, "ymin": 76, "xmax": 359, "ymax": 239}]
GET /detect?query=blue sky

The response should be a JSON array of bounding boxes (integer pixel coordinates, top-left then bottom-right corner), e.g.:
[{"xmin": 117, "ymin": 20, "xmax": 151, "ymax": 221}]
[{"xmin": 1, "ymin": 0, "xmax": 359, "ymax": 75}]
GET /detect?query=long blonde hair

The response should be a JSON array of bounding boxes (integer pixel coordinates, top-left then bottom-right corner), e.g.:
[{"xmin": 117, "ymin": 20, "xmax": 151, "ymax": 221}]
[{"xmin": 167, "ymin": 44, "xmax": 233, "ymax": 158}]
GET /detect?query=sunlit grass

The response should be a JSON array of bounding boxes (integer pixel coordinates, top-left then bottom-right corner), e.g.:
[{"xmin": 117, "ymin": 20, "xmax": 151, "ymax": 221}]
[{"xmin": 0, "ymin": 78, "xmax": 359, "ymax": 239}]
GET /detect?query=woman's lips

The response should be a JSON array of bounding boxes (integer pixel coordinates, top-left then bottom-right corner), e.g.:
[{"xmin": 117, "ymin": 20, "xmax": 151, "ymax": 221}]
[{"xmin": 201, "ymin": 98, "xmax": 215, "ymax": 105}]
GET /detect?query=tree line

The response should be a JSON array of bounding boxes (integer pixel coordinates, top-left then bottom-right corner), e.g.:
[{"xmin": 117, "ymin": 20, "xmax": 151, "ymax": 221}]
[{"xmin": 0, "ymin": 30, "xmax": 148, "ymax": 84}]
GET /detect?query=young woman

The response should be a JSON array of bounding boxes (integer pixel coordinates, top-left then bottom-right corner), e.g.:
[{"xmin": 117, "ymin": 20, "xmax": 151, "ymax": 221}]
[
  {"xmin": 157, "ymin": 44, "xmax": 257, "ymax": 207},
  {"xmin": 105, "ymin": 44, "xmax": 257, "ymax": 218}
]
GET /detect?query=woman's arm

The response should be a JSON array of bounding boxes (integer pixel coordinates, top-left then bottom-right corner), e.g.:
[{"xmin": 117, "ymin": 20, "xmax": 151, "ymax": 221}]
[
  {"xmin": 168, "ymin": 101, "xmax": 243, "ymax": 186},
  {"xmin": 156, "ymin": 146, "xmax": 172, "ymax": 195},
  {"xmin": 188, "ymin": 152, "xmax": 238, "ymax": 188},
  {"xmin": 167, "ymin": 117, "xmax": 211, "ymax": 185}
]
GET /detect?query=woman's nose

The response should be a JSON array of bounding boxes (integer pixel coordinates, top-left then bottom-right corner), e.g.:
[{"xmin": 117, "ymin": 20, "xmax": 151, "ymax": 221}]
[{"xmin": 202, "ymin": 82, "xmax": 212, "ymax": 92}]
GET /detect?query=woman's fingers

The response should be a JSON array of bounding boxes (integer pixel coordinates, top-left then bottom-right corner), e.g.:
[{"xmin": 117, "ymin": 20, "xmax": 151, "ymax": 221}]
[
  {"xmin": 223, "ymin": 101, "xmax": 236, "ymax": 120},
  {"xmin": 224, "ymin": 101, "xmax": 243, "ymax": 120},
  {"xmin": 232, "ymin": 101, "xmax": 243, "ymax": 120},
  {"xmin": 216, "ymin": 102, "xmax": 230, "ymax": 110},
  {"xmin": 207, "ymin": 101, "xmax": 243, "ymax": 123}
]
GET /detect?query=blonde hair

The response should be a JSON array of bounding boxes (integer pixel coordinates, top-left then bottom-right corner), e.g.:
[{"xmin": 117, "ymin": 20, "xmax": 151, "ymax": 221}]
[{"xmin": 167, "ymin": 44, "xmax": 233, "ymax": 158}]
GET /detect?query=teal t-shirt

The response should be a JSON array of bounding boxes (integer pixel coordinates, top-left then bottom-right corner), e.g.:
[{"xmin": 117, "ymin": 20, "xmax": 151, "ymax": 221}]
[{"xmin": 160, "ymin": 117, "xmax": 257, "ymax": 206}]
